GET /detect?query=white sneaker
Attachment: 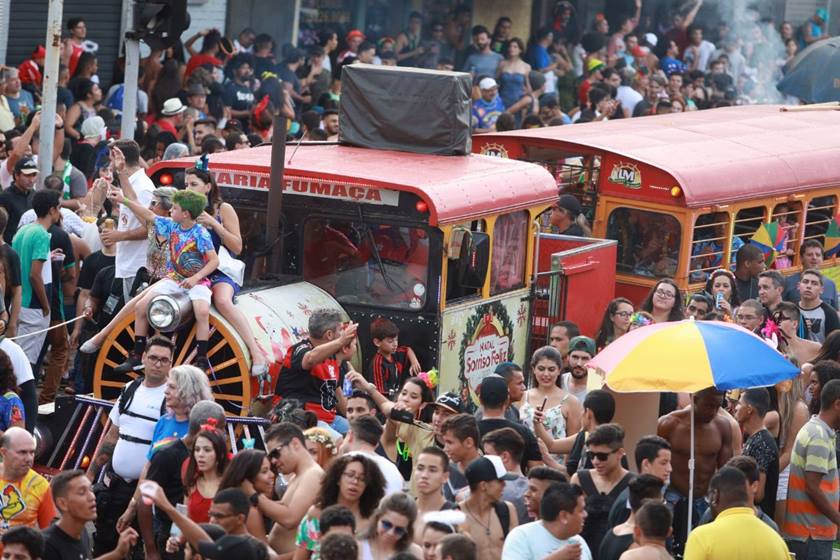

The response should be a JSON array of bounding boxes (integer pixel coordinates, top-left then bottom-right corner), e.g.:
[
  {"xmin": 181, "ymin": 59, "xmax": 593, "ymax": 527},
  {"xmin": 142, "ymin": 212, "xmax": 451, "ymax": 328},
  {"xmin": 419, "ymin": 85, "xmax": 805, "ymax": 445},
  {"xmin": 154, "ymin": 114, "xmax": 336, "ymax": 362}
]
[{"xmin": 79, "ymin": 339, "xmax": 102, "ymax": 354}]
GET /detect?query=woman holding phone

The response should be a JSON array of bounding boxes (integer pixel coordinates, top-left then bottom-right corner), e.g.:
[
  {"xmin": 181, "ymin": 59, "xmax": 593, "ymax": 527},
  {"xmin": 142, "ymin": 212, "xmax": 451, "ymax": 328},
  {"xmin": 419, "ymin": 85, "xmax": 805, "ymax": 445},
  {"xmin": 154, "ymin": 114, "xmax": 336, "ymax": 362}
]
[{"xmin": 519, "ymin": 346, "xmax": 583, "ymax": 460}]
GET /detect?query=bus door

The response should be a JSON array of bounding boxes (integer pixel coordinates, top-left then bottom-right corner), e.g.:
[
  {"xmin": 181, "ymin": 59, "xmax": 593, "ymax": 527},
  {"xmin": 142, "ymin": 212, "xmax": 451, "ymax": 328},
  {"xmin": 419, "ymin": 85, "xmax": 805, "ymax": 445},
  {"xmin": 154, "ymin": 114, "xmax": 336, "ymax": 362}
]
[{"xmin": 438, "ymin": 212, "xmax": 532, "ymax": 402}]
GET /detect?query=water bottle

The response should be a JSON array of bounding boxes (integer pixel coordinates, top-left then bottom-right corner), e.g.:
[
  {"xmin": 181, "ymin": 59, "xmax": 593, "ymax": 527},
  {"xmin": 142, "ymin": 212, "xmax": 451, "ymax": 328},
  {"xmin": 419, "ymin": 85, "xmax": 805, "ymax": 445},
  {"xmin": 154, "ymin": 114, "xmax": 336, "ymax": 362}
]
[{"xmin": 715, "ymin": 292, "xmax": 725, "ymax": 309}]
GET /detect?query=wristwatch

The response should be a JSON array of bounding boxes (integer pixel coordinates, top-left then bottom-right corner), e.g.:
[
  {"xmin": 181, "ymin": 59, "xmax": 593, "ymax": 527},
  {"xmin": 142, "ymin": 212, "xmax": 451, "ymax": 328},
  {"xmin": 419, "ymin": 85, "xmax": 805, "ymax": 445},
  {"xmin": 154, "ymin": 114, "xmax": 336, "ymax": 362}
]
[{"xmin": 249, "ymin": 493, "xmax": 260, "ymax": 507}]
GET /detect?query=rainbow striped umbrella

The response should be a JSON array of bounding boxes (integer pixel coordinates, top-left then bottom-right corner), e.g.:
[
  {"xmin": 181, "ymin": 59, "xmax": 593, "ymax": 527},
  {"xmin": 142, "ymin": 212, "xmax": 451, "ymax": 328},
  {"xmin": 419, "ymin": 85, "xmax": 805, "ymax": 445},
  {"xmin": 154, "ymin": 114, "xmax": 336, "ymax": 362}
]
[
  {"xmin": 825, "ymin": 213, "xmax": 840, "ymax": 258},
  {"xmin": 589, "ymin": 319, "xmax": 799, "ymax": 392},
  {"xmin": 750, "ymin": 222, "xmax": 786, "ymax": 266},
  {"xmin": 588, "ymin": 319, "xmax": 800, "ymax": 536}
]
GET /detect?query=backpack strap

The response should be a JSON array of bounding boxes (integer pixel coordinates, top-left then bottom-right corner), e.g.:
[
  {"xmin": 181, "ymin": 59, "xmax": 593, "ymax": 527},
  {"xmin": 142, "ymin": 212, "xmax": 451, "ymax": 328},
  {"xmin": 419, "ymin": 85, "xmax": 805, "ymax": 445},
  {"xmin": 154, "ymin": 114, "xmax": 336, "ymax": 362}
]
[
  {"xmin": 493, "ymin": 501, "xmax": 510, "ymax": 538},
  {"xmin": 577, "ymin": 469, "xmax": 599, "ymax": 496},
  {"xmin": 117, "ymin": 378, "xmax": 159, "ymax": 422}
]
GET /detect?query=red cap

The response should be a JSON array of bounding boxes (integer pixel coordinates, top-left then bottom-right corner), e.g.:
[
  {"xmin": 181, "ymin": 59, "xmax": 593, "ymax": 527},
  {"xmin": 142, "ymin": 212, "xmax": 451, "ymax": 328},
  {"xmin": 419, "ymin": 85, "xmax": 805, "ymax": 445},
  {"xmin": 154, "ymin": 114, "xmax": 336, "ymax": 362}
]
[
  {"xmin": 32, "ymin": 45, "xmax": 46, "ymax": 59},
  {"xmin": 346, "ymin": 29, "xmax": 366, "ymax": 42}
]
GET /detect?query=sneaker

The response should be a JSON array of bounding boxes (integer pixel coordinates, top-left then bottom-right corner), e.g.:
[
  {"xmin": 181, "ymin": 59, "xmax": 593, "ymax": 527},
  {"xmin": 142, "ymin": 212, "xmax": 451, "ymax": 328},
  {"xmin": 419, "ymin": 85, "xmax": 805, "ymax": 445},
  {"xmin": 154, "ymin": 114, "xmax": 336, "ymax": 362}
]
[
  {"xmin": 79, "ymin": 339, "xmax": 102, "ymax": 354},
  {"xmin": 194, "ymin": 356, "xmax": 211, "ymax": 371},
  {"xmin": 113, "ymin": 355, "xmax": 143, "ymax": 374}
]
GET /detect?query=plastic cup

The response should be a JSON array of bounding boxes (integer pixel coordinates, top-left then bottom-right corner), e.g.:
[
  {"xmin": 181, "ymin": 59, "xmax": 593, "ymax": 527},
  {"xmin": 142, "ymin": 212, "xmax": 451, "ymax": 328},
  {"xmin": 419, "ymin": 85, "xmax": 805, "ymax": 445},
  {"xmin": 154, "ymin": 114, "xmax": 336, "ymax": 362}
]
[{"xmin": 139, "ymin": 481, "xmax": 157, "ymax": 505}]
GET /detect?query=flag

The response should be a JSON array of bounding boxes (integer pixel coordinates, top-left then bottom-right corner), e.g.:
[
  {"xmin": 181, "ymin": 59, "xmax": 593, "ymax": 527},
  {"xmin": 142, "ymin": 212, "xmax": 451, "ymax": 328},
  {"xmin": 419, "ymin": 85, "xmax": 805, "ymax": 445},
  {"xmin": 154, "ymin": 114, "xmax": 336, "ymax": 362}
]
[{"xmin": 825, "ymin": 214, "xmax": 840, "ymax": 258}]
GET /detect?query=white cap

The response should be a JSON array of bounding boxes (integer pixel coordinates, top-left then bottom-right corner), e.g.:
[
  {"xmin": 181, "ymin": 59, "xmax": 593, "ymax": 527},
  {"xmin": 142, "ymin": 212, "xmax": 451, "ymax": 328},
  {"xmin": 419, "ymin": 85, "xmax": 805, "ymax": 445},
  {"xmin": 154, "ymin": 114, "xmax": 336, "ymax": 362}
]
[
  {"xmin": 478, "ymin": 77, "xmax": 498, "ymax": 90},
  {"xmin": 644, "ymin": 33, "xmax": 658, "ymax": 47}
]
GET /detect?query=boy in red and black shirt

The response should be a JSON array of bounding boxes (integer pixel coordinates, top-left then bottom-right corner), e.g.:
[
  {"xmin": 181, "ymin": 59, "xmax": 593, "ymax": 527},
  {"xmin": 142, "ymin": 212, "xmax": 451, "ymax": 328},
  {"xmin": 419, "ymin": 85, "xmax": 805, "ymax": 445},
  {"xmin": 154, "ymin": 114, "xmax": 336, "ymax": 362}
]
[{"xmin": 366, "ymin": 317, "xmax": 421, "ymax": 399}]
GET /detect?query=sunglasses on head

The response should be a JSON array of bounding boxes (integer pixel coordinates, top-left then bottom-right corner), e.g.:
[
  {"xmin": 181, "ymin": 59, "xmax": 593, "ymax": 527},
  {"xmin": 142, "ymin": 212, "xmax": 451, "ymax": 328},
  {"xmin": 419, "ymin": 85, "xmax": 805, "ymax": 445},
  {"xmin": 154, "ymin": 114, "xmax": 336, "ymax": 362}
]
[{"xmin": 586, "ymin": 449, "xmax": 619, "ymax": 462}]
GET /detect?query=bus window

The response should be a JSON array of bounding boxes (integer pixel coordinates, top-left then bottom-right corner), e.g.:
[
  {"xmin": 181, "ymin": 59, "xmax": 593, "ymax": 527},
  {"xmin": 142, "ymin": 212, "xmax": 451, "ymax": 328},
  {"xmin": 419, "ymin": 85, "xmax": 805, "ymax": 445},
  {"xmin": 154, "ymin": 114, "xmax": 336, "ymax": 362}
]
[
  {"xmin": 447, "ymin": 220, "xmax": 486, "ymax": 303},
  {"xmin": 771, "ymin": 202, "xmax": 802, "ymax": 269},
  {"xmin": 490, "ymin": 211, "xmax": 529, "ymax": 295},
  {"xmin": 804, "ymin": 195, "xmax": 838, "ymax": 245},
  {"xmin": 733, "ymin": 206, "xmax": 767, "ymax": 247},
  {"xmin": 302, "ymin": 218, "xmax": 430, "ymax": 310},
  {"xmin": 689, "ymin": 212, "xmax": 731, "ymax": 283},
  {"xmin": 606, "ymin": 208, "xmax": 681, "ymax": 278}
]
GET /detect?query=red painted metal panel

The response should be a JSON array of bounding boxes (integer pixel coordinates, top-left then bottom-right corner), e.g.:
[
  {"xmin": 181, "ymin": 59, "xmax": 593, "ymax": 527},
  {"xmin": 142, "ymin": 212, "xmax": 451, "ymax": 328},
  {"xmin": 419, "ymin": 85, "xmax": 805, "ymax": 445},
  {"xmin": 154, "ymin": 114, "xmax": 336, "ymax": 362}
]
[
  {"xmin": 477, "ymin": 104, "xmax": 840, "ymax": 208},
  {"xmin": 148, "ymin": 144, "xmax": 558, "ymax": 226}
]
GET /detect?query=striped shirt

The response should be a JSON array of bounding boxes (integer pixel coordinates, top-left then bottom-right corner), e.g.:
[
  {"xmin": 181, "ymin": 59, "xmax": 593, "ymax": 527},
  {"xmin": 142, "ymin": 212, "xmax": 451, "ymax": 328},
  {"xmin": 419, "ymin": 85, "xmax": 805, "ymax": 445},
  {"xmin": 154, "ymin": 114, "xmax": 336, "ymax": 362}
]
[{"xmin": 782, "ymin": 415, "xmax": 839, "ymax": 541}]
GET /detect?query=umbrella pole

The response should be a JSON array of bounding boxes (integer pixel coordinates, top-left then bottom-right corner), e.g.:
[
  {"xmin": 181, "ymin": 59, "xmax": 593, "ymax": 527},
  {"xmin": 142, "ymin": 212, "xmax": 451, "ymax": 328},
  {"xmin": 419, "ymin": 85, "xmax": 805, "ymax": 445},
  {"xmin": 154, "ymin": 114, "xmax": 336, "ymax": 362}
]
[{"xmin": 687, "ymin": 394, "xmax": 695, "ymax": 543}]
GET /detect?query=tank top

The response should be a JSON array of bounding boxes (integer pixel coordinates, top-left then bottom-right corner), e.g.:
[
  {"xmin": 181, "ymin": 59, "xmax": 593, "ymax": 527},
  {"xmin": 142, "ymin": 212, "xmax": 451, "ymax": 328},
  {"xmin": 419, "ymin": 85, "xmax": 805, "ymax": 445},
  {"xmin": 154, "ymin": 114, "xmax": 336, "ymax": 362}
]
[
  {"xmin": 578, "ymin": 470, "xmax": 634, "ymax": 554},
  {"xmin": 187, "ymin": 486, "xmax": 212, "ymax": 523}
]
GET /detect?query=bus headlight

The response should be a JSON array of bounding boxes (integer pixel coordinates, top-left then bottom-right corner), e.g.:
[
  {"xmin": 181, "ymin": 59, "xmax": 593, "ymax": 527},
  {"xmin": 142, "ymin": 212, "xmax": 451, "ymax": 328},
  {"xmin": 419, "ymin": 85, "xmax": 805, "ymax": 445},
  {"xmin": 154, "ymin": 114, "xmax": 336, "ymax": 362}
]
[{"xmin": 147, "ymin": 293, "xmax": 193, "ymax": 332}]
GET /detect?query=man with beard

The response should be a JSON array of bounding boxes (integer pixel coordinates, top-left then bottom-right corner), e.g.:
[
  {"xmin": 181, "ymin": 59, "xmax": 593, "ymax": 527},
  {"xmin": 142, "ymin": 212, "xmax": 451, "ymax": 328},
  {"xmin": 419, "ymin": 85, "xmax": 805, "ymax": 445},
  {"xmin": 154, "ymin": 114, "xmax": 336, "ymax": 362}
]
[
  {"xmin": 222, "ymin": 54, "xmax": 256, "ymax": 122},
  {"xmin": 561, "ymin": 336, "xmax": 595, "ymax": 402},
  {"xmin": 461, "ymin": 26, "xmax": 503, "ymax": 78},
  {"xmin": 658, "ymin": 388, "xmax": 733, "ymax": 554}
]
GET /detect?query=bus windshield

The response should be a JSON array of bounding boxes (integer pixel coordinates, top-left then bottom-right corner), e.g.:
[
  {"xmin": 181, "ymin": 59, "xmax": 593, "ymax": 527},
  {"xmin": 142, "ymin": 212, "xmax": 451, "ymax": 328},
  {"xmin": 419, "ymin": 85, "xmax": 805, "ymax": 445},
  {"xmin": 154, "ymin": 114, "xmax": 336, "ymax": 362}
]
[{"xmin": 302, "ymin": 218, "xmax": 430, "ymax": 310}]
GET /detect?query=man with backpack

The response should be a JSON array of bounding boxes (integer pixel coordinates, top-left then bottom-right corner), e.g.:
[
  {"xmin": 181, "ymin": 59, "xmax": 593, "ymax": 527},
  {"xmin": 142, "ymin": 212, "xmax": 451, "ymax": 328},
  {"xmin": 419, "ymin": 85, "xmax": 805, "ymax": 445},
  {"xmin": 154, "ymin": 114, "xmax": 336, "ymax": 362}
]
[
  {"xmin": 458, "ymin": 455, "xmax": 519, "ymax": 560},
  {"xmin": 89, "ymin": 335, "xmax": 173, "ymax": 556}
]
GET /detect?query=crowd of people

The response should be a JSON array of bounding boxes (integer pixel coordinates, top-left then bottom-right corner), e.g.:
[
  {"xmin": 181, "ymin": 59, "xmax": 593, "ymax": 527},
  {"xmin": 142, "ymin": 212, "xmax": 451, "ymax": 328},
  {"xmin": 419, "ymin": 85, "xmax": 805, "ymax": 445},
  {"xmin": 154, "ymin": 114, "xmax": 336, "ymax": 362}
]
[{"xmin": 0, "ymin": 3, "xmax": 835, "ymax": 560}]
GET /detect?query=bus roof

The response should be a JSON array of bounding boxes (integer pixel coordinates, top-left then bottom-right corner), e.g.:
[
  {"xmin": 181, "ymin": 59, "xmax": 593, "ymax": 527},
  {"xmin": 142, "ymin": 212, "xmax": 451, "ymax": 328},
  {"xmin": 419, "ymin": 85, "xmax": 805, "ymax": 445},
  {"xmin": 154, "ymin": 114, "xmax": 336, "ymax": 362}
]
[
  {"xmin": 485, "ymin": 105, "xmax": 840, "ymax": 208},
  {"xmin": 157, "ymin": 144, "xmax": 557, "ymax": 225}
]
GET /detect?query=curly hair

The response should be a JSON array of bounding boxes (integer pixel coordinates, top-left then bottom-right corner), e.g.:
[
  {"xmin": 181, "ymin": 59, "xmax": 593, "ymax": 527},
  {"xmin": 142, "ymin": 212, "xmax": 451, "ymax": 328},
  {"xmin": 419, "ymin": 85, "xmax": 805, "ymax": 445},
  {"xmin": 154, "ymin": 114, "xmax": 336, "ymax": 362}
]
[
  {"xmin": 317, "ymin": 454, "xmax": 385, "ymax": 518},
  {"xmin": 365, "ymin": 492, "xmax": 418, "ymax": 552},
  {"xmin": 183, "ymin": 428, "xmax": 229, "ymax": 488},
  {"xmin": 0, "ymin": 350, "xmax": 17, "ymax": 393},
  {"xmin": 640, "ymin": 278, "xmax": 684, "ymax": 322},
  {"xmin": 167, "ymin": 365, "xmax": 213, "ymax": 414},
  {"xmin": 219, "ymin": 449, "xmax": 267, "ymax": 491}
]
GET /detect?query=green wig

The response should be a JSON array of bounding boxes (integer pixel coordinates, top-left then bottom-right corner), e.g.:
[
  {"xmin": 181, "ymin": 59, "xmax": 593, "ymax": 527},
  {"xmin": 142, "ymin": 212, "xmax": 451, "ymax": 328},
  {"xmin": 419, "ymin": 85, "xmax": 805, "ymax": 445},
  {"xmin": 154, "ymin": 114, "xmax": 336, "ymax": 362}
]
[{"xmin": 172, "ymin": 190, "xmax": 207, "ymax": 220}]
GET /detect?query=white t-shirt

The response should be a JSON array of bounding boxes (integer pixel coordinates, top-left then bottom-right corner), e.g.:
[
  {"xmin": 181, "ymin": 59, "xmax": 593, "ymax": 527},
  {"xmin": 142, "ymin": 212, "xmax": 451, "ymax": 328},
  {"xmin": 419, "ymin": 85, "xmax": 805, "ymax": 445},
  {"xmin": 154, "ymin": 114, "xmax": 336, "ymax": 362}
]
[
  {"xmin": 1, "ymin": 338, "xmax": 34, "ymax": 385},
  {"xmin": 108, "ymin": 381, "xmax": 166, "ymax": 480},
  {"xmin": 616, "ymin": 85, "xmax": 643, "ymax": 114},
  {"xmin": 502, "ymin": 521, "xmax": 592, "ymax": 560},
  {"xmin": 115, "ymin": 169, "xmax": 155, "ymax": 279},
  {"xmin": 349, "ymin": 450, "xmax": 404, "ymax": 496}
]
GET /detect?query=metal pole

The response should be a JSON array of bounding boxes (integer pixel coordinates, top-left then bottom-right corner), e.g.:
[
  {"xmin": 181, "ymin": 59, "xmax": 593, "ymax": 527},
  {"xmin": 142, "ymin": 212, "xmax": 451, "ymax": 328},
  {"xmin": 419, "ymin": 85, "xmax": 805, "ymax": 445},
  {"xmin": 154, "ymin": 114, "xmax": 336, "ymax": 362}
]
[
  {"xmin": 290, "ymin": 0, "xmax": 302, "ymax": 47},
  {"xmin": 121, "ymin": 2, "xmax": 139, "ymax": 140},
  {"xmin": 687, "ymin": 395, "xmax": 695, "ymax": 542},
  {"xmin": 120, "ymin": 38, "xmax": 140, "ymax": 140},
  {"xmin": 266, "ymin": 114, "xmax": 287, "ymax": 276},
  {"xmin": 38, "ymin": 0, "xmax": 64, "ymax": 183}
]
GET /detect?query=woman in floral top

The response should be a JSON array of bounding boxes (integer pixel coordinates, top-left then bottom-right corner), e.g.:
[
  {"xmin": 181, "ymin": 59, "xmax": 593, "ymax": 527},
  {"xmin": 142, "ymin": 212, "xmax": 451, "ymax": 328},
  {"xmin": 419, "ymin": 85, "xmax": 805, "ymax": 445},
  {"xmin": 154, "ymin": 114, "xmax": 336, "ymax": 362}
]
[{"xmin": 293, "ymin": 454, "xmax": 385, "ymax": 559}]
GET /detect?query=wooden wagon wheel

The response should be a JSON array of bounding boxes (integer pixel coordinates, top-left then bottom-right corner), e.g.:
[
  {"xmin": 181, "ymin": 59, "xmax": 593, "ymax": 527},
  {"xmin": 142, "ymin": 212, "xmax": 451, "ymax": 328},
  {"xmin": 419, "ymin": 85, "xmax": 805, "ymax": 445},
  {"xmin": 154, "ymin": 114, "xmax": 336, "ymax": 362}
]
[{"xmin": 93, "ymin": 311, "xmax": 253, "ymax": 416}]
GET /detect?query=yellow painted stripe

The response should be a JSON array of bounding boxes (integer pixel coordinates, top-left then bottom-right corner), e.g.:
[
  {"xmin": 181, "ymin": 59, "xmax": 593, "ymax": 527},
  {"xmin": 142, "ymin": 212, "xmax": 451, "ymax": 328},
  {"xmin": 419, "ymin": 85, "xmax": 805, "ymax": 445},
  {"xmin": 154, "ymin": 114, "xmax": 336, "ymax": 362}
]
[{"xmin": 607, "ymin": 321, "xmax": 715, "ymax": 393}]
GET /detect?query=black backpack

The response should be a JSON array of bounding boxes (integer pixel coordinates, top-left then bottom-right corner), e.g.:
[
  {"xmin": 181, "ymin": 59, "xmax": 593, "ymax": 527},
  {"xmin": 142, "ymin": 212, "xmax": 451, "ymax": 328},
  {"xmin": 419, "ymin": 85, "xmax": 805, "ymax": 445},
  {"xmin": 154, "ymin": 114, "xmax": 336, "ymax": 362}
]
[{"xmin": 117, "ymin": 377, "xmax": 166, "ymax": 421}]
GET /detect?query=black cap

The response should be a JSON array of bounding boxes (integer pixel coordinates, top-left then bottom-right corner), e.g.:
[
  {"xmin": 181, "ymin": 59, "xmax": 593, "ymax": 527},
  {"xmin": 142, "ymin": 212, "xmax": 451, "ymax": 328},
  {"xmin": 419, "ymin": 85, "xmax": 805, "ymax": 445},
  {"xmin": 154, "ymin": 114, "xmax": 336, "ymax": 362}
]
[
  {"xmin": 433, "ymin": 392, "xmax": 462, "ymax": 415},
  {"xmin": 556, "ymin": 194, "xmax": 581, "ymax": 216},
  {"xmin": 478, "ymin": 374, "xmax": 508, "ymax": 408},
  {"xmin": 197, "ymin": 535, "xmax": 261, "ymax": 560},
  {"xmin": 14, "ymin": 157, "xmax": 38, "ymax": 175},
  {"xmin": 464, "ymin": 455, "xmax": 508, "ymax": 485}
]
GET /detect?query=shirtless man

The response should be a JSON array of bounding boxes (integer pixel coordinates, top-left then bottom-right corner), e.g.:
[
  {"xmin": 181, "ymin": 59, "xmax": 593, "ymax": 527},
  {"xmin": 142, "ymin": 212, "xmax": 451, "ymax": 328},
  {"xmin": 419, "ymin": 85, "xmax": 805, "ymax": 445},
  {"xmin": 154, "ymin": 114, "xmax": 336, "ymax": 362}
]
[
  {"xmin": 619, "ymin": 502, "xmax": 674, "ymax": 560},
  {"xmin": 258, "ymin": 423, "xmax": 324, "ymax": 554},
  {"xmin": 458, "ymin": 455, "xmax": 518, "ymax": 560},
  {"xmin": 412, "ymin": 447, "xmax": 450, "ymax": 544},
  {"xmin": 658, "ymin": 387, "xmax": 732, "ymax": 554},
  {"xmin": 776, "ymin": 302, "xmax": 821, "ymax": 365}
]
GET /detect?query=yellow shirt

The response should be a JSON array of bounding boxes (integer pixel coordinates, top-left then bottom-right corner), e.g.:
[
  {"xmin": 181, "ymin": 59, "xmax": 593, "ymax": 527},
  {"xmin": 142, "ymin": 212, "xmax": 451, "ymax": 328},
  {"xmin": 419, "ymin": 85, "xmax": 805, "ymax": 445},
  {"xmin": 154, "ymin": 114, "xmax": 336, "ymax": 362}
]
[
  {"xmin": 683, "ymin": 506, "xmax": 789, "ymax": 560},
  {"xmin": 0, "ymin": 469, "xmax": 56, "ymax": 529},
  {"xmin": 0, "ymin": 97, "xmax": 14, "ymax": 132}
]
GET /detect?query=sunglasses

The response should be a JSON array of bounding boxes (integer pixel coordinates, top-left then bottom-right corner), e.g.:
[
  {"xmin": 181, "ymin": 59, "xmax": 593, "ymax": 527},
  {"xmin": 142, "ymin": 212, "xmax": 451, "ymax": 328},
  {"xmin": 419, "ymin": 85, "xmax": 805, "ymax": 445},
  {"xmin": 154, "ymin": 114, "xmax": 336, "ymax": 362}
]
[
  {"xmin": 586, "ymin": 449, "xmax": 619, "ymax": 462},
  {"xmin": 381, "ymin": 519, "xmax": 407, "ymax": 537},
  {"xmin": 772, "ymin": 312, "xmax": 792, "ymax": 323}
]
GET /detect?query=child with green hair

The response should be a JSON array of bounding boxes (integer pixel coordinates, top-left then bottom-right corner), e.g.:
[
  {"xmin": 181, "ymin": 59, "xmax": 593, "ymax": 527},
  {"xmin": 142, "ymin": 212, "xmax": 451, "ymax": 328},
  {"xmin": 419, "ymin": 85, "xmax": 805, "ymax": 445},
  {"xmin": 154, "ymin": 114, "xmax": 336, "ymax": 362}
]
[{"xmin": 107, "ymin": 182, "xmax": 219, "ymax": 372}]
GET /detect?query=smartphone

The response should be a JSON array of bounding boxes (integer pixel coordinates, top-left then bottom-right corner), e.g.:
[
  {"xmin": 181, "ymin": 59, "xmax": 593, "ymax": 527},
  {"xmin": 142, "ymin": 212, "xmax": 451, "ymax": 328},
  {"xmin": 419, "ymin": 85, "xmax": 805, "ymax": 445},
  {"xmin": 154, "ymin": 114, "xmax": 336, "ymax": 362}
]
[
  {"xmin": 389, "ymin": 408, "xmax": 415, "ymax": 424},
  {"xmin": 538, "ymin": 397, "xmax": 548, "ymax": 412}
]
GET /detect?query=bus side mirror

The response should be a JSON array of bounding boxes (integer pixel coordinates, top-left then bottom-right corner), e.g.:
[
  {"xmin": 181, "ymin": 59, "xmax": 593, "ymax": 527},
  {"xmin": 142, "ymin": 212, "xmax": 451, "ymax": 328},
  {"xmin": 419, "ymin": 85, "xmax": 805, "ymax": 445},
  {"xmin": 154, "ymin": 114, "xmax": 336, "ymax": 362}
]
[{"xmin": 457, "ymin": 231, "xmax": 490, "ymax": 289}]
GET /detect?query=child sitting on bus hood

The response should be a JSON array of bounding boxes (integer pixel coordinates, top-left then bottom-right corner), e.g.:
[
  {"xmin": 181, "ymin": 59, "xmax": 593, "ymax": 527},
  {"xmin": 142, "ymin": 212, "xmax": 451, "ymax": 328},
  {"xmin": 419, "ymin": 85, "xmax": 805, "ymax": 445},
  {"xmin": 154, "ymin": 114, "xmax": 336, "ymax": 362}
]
[
  {"xmin": 108, "ymin": 185, "xmax": 219, "ymax": 373},
  {"xmin": 367, "ymin": 318, "xmax": 421, "ymax": 398}
]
